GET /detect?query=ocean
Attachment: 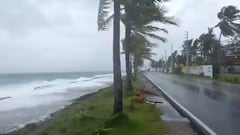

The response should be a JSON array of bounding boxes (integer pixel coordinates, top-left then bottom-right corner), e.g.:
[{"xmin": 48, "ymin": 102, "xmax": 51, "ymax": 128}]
[{"xmin": 0, "ymin": 72, "xmax": 113, "ymax": 133}]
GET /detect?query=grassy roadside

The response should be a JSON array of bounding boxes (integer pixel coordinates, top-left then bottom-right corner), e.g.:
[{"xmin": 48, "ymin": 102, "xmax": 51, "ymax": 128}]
[
  {"xmin": 37, "ymin": 81, "xmax": 168, "ymax": 135},
  {"xmin": 172, "ymin": 72, "xmax": 240, "ymax": 84},
  {"xmin": 218, "ymin": 74, "xmax": 240, "ymax": 84},
  {"xmin": 173, "ymin": 73, "xmax": 211, "ymax": 80}
]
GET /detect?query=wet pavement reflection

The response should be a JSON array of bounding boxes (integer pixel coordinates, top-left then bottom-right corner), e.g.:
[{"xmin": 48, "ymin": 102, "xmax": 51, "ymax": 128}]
[{"xmin": 145, "ymin": 72, "xmax": 240, "ymax": 135}]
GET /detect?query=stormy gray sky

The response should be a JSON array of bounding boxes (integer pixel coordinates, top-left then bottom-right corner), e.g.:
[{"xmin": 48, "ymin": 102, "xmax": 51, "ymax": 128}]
[{"xmin": 0, "ymin": 0, "xmax": 239, "ymax": 73}]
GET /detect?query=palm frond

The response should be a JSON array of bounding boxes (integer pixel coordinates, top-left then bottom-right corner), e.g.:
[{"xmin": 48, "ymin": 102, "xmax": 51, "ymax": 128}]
[
  {"xmin": 137, "ymin": 31, "xmax": 166, "ymax": 42},
  {"xmin": 100, "ymin": 14, "xmax": 114, "ymax": 30},
  {"xmin": 142, "ymin": 25, "xmax": 168, "ymax": 33},
  {"xmin": 147, "ymin": 42, "xmax": 158, "ymax": 47},
  {"xmin": 147, "ymin": 33, "xmax": 167, "ymax": 42},
  {"xmin": 133, "ymin": 26, "xmax": 167, "ymax": 42},
  {"xmin": 97, "ymin": 0, "xmax": 112, "ymax": 30},
  {"xmin": 163, "ymin": 17, "xmax": 178, "ymax": 26}
]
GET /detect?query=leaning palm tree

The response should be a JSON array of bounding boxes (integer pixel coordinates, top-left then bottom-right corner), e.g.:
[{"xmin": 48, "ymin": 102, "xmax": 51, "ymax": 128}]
[
  {"xmin": 209, "ymin": 6, "xmax": 240, "ymax": 76},
  {"xmin": 214, "ymin": 5, "xmax": 240, "ymax": 41},
  {"xmin": 129, "ymin": 34, "xmax": 156, "ymax": 78},
  {"xmin": 123, "ymin": 1, "xmax": 176, "ymax": 89},
  {"xmin": 98, "ymin": 0, "xmax": 177, "ymax": 91},
  {"xmin": 122, "ymin": 33, "xmax": 156, "ymax": 78},
  {"xmin": 98, "ymin": 0, "xmax": 122, "ymax": 113}
]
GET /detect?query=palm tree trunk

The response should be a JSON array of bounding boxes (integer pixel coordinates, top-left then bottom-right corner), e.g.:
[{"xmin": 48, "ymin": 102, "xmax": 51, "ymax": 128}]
[
  {"xmin": 124, "ymin": 6, "xmax": 133, "ymax": 91},
  {"xmin": 113, "ymin": 0, "xmax": 123, "ymax": 114},
  {"xmin": 133, "ymin": 56, "xmax": 138, "ymax": 79},
  {"xmin": 218, "ymin": 31, "xmax": 222, "ymax": 42}
]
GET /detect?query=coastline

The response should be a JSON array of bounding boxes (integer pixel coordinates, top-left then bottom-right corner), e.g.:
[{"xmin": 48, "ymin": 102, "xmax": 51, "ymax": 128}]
[
  {"xmin": 2, "ymin": 76, "xmax": 198, "ymax": 135},
  {"xmin": 1, "ymin": 87, "xmax": 106, "ymax": 135}
]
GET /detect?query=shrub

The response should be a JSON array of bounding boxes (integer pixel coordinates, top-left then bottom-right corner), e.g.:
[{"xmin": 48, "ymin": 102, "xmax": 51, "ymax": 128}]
[
  {"xmin": 233, "ymin": 77, "xmax": 239, "ymax": 83},
  {"xmin": 131, "ymin": 95, "xmax": 145, "ymax": 104},
  {"xmin": 221, "ymin": 75, "xmax": 240, "ymax": 84},
  {"xmin": 74, "ymin": 110, "xmax": 94, "ymax": 121},
  {"xmin": 104, "ymin": 113, "xmax": 129, "ymax": 127},
  {"xmin": 129, "ymin": 93, "xmax": 145, "ymax": 111},
  {"xmin": 192, "ymin": 63, "xmax": 198, "ymax": 67},
  {"xmin": 173, "ymin": 66, "xmax": 182, "ymax": 74},
  {"xmin": 94, "ymin": 128, "xmax": 112, "ymax": 135},
  {"xmin": 179, "ymin": 63, "xmax": 185, "ymax": 69}
]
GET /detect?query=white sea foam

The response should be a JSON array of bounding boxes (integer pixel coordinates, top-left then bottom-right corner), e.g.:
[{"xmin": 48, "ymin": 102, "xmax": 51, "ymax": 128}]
[{"xmin": 0, "ymin": 73, "xmax": 113, "ymax": 111}]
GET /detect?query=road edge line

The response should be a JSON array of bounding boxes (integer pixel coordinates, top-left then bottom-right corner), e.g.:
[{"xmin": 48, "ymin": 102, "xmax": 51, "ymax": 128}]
[{"xmin": 144, "ymin": 74, "xmax": 217, "ymax": 135}]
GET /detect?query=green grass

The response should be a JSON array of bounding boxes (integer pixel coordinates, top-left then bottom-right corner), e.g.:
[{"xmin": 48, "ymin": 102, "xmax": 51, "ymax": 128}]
[
  {"xmin": 175, "ymin": 73, "xmax": 211, "ymax": 80},
  {"xmin": 218, "ymin": 74, "xmax": 240, "ymax": 84},
  {"xmin": 39, "ymin": 83, "xmax": 168, "ymax": 135}
]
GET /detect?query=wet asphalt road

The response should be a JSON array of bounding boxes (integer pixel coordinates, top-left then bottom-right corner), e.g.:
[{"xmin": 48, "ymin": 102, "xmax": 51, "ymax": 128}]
[{"xmin": 145, "ymin": 72, "xmax": 240, "ymax": 135}]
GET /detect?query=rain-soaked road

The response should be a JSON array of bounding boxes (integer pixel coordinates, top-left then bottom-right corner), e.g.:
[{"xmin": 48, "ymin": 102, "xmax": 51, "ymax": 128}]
[{"xmin": 145, "ymin": 72, "xmax": 240, "ymax": 135}]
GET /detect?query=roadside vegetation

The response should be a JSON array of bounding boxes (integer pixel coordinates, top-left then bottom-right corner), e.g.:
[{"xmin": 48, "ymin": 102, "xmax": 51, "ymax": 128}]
[
  {"xmin": 218, "ymin": 74, "xmax": 240, "ymax": 84},
  {"xmin": 38, "ymin": 81, "xmax": 168, "ymax": 135},
  {"xmin": 151, "ymin": 5, "xmax": 240, "ymax": 80}
]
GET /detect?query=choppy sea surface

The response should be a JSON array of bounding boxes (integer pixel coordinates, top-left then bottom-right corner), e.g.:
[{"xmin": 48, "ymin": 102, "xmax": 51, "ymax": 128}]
[{"xmin": 0, "ymin": 72, "xmax": 113, "ymax": 133}]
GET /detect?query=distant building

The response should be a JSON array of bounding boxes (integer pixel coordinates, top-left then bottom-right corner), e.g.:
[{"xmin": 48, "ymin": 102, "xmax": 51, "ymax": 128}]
[{"xmin": 222, "ymin": 53, "xmax": 240, "ymax": 73}]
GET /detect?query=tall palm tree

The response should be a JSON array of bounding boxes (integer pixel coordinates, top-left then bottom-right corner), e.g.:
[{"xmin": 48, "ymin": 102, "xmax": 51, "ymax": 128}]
[
  {"xmin": 123, "ymin": 2, "xmax": 133, "ymax": 91},
  {"xmin": 98, "ymin": 0, "xmax": 122, "ymax": 113},
  {"xmin": 215, "ymin": 5, "xmax": 240, "ymax": 41},
  {"xmin": 113, "ymin": 0, "xmax": 122, "ymax": 114},
  {"xmin": 209, "ymin": 6, "xmax": 240, "ymax": 76}
]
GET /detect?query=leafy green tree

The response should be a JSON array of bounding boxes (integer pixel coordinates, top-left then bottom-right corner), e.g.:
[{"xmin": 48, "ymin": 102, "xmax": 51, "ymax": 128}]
[
  {"xmin": 151, "ymin": 61, "xmax": 158, "ymax": 70},
  {"xmin": 157, "ymin": 59, "xmax": 164, "ymax": 71},
  {"xmin": 196, "ymin": 29, "xmax": 222, "ymax": 77},
  {"xmin": 176, "ymin": 54, "xmax": 186, "ymax": 66}
]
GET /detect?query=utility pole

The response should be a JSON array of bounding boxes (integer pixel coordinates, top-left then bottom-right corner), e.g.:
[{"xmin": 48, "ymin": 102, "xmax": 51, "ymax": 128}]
[
  {"xmin": 162, "ymin": 56, "xmax": 164, "ymax": 72},
  {"xmin": 165, "ymin": 50, "xmax": 167, "ymax": 72},
  {"xmin": 185, "ymin": 31, "xmax": 189, "ymax": 74},
  {"xmin": 171, "ymin": 44, "xmax": 173, "ymax": 73},
  {"xmin": 218, "ymin": 32, "xmax": 222, "ymax": 76}
]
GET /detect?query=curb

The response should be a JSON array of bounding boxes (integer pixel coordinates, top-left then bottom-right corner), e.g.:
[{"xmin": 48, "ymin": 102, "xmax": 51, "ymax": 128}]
[{"xmin": 144, "ymin": 74, "xmax": 217, "ymax": 135}]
